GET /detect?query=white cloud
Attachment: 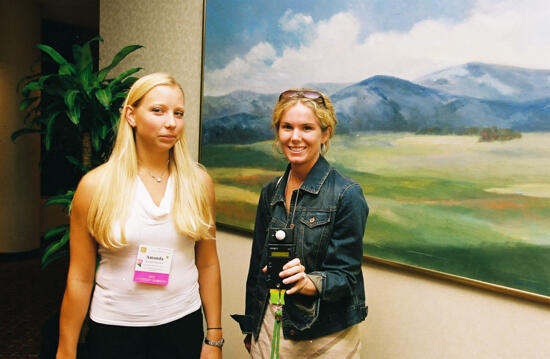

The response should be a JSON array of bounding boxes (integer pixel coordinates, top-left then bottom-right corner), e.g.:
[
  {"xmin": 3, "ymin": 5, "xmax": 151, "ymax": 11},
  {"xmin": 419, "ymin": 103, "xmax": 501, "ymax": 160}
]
[
  {"xmin": 205, "ymin": 0, "xmax": 550, "ymax": 96},
  {"xmin": 244, "ymin": 42, "xmax": 277, "ymax": 64},
  {"xmin": 205, "ymin": 42, "xmax": 275, "ymax": 91},
  {"xmin": 279, "ymin": 9, "xmax": 314, "ymax": 32}
]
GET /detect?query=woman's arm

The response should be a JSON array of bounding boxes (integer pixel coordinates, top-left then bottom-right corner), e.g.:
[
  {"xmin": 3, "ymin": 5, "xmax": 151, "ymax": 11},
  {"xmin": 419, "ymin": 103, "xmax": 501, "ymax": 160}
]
[
  {"xmin": 245, "ymin": 186, "xmax": 270, "ymax": 309},
  {"xmin": 195, "ymin": 170, "xmax": 222, "ymax": 359},
  {"xmin": 56, "ymin": 171, "xmax": 99, "ymax": 359},
  {"xmin": 241, "ymin": 186, "xmax": 272, "ymax": 351},
  {"xmin": 278, "ymin": 183, "xmax": 368, "ymax": 298},
  {"xmin": 311, "ymin": 183, "xmax": 368, "ymax": 302}
]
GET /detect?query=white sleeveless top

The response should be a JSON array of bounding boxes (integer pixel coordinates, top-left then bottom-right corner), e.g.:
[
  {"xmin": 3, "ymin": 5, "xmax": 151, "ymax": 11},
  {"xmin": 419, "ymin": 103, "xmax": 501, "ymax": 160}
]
[{"xmin": 89, "ymin": 176, "xmax": 201, "ymax": 326}]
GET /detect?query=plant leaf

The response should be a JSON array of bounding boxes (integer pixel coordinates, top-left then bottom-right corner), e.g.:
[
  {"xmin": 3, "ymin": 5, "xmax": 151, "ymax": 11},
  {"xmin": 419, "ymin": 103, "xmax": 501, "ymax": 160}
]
[
  {"xmin": 16, "ymin": 72, "xmax": 41, "ymax": 92},
  {"xmin": 72, "ymin": 43, "xmax": 83, "ymax": 67},
  {"xmin": 44, "ymin": 111, "xmax": 61, "ymax": 150},
  {"xmin": 97, "ymin": 45, "xmax": 143, "ymax": 81},
  {"xmin": 78, "ymin": 41, "xmax": 93, "ymax": 71},
  {"xmin": 44, "ymin": 197, "xmax": 73, "ymax": 207},
  {"xmin": 121, "ymin": 76, "xmax": 139, "ymax": 88},
  {"xmin": 38, "ymin": 74, "xmax": 55, "ymax": 87},
  {"xmin": 107, "ymin": 67, "xmax": 142, "ymax": 89},
  {"xmin": 92, "ymin": 131, "xmax": 100, "ymax": 151},
  {"xmin": 40, "ymin": 79, "xmax": 66, "ymax": 97},
  {"xmin": 95, "ymin": 88, "xmax": 112, "ymax": 109},
  {"xmin": 41, "ymin": 231, "xmax": 70, "ymax": 266},
  {"xmin": 80, "ymin": 68, "xmax": 93, "ymax": 95},
  {"xmin": 23, "ymin": 108, "xmax": 41, "ymax": 124},
  {"xmin": 37, "ymin": 44, "xmax": 69, "ymax": 65},
  {"xmin": 98, "ymin": 124, "xmax": 108, "ymax": 140},
  {"xmin": 43, "ymin": 224, "xmax": 69, "ymax": 241},
  {"xmin": 113, "ymin": 92, "xmax": 129, "ymax": 101},
  {"xmin": 21, "ymin": 81, "xmax": 42, "ymax": 96},
  {"xmin": 10, "ymin": 128, "xmax": 41, "ymax": 142},
  {"xmin": 64, "ymin": 89, "xmax": 79, "ymax": 109},
  {"xmin": 65, "ymin": 190, "xmax": 76, "ymax": 213},
  {"xmin": 59, "ymin": 63, "xmax": 75, "ymax": 76},
  {"xmin": 41, "ymin": 232, "xmax": 70, "ymax": 267},
  {"xmin": 44, "ymin": 191, "xmax": 74, "ymax": 207},
  {"xmin": 77, "ymin": 43, "xmax": 94, "ymax": 92},
  {"xmin": 91, "ymin": 35, "xmax": 104, "ymax": 42},
  {"xmin": 66, "ymin": 155, "xmax": 90, "ymax": 172},
  {"xmin": 110, "ymin": 111, "xmax": 121, "ymax": 128},
  {"xmin": 79, "ymin": 36, "xmax": 103, "ymax": 89},
  {"xmin": 41, "ymin": 248, "xmax": 69, "ymax": 269},
  {"xmin": 66, "ymin": 104, "xmax": 80, "ymax": 125},
  {"xmin": 83, "ymin": 35, "xmax": 103, "ymax": 47},
  {"xmin": 18, "ymin": 96, "xmax": 39, "ymax": 111}
]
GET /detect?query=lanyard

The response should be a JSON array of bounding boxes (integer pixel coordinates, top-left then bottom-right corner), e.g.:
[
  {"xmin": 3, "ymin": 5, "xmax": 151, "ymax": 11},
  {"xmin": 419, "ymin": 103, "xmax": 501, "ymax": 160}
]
[
  {"xmin": 269, "ymin": 171, "xmax": 299, "ymax": 359},
  {"xmin": 269, "ymin": 289, "xmax": 286, "ymax": 359},
  {"xmin": 287, "ymin": 170, "xmax": 300, "ymax": 228}
]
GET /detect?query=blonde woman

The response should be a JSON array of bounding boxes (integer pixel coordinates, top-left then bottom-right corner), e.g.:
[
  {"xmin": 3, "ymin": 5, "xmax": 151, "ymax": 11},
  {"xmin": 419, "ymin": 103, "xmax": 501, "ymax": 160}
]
[
  {"xmin": 235, "ymin": 89, "xmax": 368, "ymax": 358},
  {"xmin": 56, "ymin": 73, "xmax": 222, "ymax": 359}
]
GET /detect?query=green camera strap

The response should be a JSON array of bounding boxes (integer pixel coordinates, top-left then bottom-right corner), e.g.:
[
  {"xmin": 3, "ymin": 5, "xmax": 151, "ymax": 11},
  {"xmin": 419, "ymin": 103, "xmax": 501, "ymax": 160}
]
[
  {"xmin": 269, "ymin": 289, "xmax": 286, "ymax": 359},
  {"xmin": 268, "ymin": 172, "xmax": 298, "ymax": 359}
]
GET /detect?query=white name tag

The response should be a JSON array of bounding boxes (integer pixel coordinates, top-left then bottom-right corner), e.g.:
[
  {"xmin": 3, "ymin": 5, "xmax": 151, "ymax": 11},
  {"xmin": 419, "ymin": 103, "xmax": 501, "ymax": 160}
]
[{"xmin": 133, "ymin": 245, "xmax": 174, "ymax": 285}]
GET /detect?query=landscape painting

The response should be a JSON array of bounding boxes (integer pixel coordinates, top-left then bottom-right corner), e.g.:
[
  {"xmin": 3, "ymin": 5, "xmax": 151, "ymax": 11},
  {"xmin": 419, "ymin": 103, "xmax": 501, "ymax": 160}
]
[{"xmin": 201, "ymin": 0, "xmax": 550, "ymax": 300}]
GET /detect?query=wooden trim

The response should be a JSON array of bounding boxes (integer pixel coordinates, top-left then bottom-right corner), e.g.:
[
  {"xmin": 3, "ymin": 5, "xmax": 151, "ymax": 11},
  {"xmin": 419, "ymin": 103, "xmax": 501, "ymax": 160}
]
[{"xmin": 363, "ymin": 255, "xmax": 550, "ymax": 305}]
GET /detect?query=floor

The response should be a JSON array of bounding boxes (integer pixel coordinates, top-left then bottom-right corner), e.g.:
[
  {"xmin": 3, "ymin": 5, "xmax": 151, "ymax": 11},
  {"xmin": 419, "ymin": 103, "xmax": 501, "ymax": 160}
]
[{"xmin": 0, "ymin": 253, "xmax": 68, "ymax": 359}]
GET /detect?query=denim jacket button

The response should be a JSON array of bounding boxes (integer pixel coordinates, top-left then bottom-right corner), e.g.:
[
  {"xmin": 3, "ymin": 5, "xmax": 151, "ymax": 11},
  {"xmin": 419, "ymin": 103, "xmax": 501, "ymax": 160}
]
[
  {"xmin": 309, "ymin": 217, "xmax": 315, "ymax": 223},
  {"xmin": 290, "ymin": 329, "xmax": 295, "ymax": 336}
]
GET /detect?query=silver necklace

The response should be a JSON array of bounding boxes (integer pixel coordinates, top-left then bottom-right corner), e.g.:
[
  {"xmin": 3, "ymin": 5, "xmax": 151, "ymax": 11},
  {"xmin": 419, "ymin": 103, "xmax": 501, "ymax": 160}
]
[
  {"xmin": 148, "ymin": 170, "xmax": 165, "ymax": 183},
  {"xmin": 144, "ymin": 160, "xmax": 169, "ymax": 183}
]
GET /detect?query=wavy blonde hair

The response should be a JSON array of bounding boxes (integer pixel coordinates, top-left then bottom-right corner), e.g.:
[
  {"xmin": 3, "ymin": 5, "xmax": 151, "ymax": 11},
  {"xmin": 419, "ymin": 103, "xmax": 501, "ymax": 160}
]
[
  {"xmin": 271, "ymin": 88, "xmax": 337, "ymax": 155},
  {"xmin": 87, "ymin": 72, "xmax": 213, "ymax": 249}
]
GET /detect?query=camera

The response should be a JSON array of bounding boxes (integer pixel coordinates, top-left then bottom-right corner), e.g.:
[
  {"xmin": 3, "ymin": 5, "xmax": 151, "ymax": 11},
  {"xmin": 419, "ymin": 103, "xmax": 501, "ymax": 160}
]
[{"xmin": 266, "ymin": 228, "xmax": 295, "ymax": 289}]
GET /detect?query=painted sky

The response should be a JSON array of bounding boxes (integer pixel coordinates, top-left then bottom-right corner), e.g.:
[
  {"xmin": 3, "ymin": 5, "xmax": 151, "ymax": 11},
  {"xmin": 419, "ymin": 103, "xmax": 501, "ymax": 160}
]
[{"xmin": 204, "ymin": 0, "xmax": 550, "ymax": 96}]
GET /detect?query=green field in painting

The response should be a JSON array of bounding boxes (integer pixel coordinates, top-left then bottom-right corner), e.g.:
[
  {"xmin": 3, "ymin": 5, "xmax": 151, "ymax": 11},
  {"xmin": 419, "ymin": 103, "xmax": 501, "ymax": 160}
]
[{"xmin": 202, "ymin": 132, "xmax": 550, "ymax": 296}]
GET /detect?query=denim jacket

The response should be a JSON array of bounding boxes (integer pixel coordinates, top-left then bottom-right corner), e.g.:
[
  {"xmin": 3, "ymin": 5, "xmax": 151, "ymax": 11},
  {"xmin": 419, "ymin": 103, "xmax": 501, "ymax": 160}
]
[{"xmin": 233, "ymin": 155, "xmax": 369, "ymax": 340}]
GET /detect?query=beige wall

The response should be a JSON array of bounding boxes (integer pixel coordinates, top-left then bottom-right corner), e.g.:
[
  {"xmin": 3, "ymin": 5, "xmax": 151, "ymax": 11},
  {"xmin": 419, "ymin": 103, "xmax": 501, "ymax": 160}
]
[
  {"xmin": 100, "ymin": 1, "xmax": 550, "ymax": 358},
  {"xmin": 219, "ymin": 231, "xmax": 550, "ymax": 359},
  {"xmin": 100, "ymin": 0, "xmax": 204, "ymax": 160},
  {"xmin": 0, "ymin": 0, "xmax": 41, "ymax": 253}
]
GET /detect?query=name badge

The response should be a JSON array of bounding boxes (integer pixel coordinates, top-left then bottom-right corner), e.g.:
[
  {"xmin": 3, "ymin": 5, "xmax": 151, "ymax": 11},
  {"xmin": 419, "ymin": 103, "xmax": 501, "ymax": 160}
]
[{"xmin": 133, "ymin": 245, "xmax": 174, "ymax": 285}]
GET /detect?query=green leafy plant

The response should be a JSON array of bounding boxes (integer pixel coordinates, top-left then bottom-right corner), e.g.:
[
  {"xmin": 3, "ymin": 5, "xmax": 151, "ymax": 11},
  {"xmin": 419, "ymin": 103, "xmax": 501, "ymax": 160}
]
[{"xmin": 12, "ymin": 36, "xmax": 143, "ymax": 267}]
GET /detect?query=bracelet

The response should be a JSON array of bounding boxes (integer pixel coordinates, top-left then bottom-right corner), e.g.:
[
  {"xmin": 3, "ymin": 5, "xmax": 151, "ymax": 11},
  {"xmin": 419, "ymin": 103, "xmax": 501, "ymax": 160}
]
[
  {"xmin": 204, "ymin": 337, "xmax": 225, "ymax": 348},
  {"xmin": 207, "ymin": 327, "xmax": 222, "ymax": 330}
]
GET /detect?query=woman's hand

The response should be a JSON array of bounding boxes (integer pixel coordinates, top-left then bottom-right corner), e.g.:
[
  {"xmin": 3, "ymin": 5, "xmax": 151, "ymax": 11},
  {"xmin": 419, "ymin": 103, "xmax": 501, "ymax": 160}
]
[
  {"xmin": 262, "ymin": 258, "xmax": 318, "ymax": 296},
  {"xmin": 200, "ymin": 343, "xmax": 222, "ymax": 359}
]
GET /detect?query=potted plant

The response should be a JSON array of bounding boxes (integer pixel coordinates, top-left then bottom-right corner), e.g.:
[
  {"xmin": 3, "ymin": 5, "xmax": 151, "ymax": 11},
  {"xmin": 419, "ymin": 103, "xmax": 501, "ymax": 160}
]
[{"xmin": 12, "ymin": 36, "xmax": 143, "ymax": 268}]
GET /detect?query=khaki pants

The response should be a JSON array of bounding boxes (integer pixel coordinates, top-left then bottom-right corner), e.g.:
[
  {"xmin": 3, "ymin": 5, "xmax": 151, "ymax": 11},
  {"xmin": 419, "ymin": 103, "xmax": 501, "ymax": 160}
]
[{"xmin": 250, "ymin": 304, "xmax": 361, "ymax": 359}]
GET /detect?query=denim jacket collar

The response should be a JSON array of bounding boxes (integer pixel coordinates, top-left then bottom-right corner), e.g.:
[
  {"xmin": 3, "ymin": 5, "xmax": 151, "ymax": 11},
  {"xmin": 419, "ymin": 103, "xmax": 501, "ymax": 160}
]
[{"xmin": 270, "ymin": 155, "xmax": 331, "ymax": 206}]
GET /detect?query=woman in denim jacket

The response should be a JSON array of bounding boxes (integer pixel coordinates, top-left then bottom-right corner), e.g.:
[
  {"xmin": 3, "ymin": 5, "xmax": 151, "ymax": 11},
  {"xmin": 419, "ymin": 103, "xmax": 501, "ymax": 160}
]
[{"xmin": 234, "ymin": 89, "xmax": 369, "ymax": 358}]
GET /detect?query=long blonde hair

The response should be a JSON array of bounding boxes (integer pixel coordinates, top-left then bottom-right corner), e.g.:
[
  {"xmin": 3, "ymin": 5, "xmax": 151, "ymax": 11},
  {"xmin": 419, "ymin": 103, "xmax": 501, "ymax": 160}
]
[{"xmin": 87, "ymin": 72, "xmax": 213, "ymax": 249}]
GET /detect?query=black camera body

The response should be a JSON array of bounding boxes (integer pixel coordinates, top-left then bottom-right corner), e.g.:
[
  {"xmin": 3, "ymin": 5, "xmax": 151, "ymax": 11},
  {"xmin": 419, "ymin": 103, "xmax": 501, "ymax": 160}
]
[{"xmin": 266, "ymin": 228, "xmax": 295, "ymax": 289}]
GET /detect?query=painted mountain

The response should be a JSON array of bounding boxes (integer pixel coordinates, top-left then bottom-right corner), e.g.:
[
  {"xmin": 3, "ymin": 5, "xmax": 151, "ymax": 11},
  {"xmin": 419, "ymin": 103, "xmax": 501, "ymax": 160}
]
[
  {"xmin": 201, "ymin": 91, "xmax": 274, "ymax": 145},
  {"xmin": 201, "ymin": 63, "xmax": 550, "ymax": 144},
  {"xmin": 417, "ymin": 62, "xmax": 550, "ymax": 102}
]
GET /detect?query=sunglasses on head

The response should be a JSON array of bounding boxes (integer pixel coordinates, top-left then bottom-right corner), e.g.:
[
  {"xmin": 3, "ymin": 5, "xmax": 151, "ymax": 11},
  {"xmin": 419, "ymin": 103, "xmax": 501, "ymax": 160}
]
[{"xmin": 278, "ymin": 89, "xmax": 327, "ymax": 108}]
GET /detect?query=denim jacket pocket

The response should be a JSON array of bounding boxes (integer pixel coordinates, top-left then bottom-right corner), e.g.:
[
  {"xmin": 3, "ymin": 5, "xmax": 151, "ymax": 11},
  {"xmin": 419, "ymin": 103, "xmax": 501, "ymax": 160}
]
[
  {"xmin": 299, "ymin": 212, "xmax": 331, "ymax": 228},
  {"xmin": 283, "ymin": 294, "xmax": 320, "ymax": 331},
  {"xmin": 298, "ymin": 211, "xmax": 332, "ymax": 267}
]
